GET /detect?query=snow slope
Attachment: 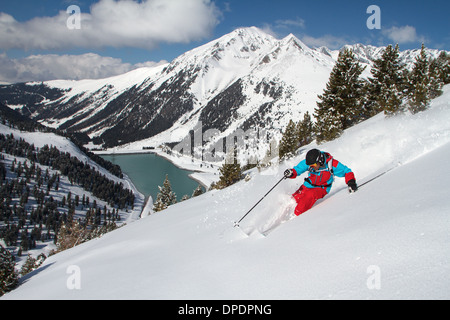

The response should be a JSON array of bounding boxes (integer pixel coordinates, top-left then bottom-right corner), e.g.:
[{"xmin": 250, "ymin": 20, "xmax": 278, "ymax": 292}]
[{"xmin": 2, "ymin": 86, "xmax": 450, "ymax": 300}]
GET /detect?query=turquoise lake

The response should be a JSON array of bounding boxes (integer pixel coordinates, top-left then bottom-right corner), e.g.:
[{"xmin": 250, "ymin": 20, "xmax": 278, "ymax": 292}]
[{"xmin": 101, "ymin": 153, "xmax": 203, "ymax": 201}]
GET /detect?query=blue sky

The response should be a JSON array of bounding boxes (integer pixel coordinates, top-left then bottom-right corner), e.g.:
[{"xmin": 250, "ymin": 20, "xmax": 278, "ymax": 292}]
[{"xmin": 0, "ymin": 0, "xmax": 449, "ymax": 83}]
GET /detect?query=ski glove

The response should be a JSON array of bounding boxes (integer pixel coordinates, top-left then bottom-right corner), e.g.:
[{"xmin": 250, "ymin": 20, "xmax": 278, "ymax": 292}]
[
  {"xmin": 347, "ymin": 179, "xmax": 358, "ymax": 193},
  {"xmin": 284, "ymin": 169, "xmax": 294, "ymax": 179}
]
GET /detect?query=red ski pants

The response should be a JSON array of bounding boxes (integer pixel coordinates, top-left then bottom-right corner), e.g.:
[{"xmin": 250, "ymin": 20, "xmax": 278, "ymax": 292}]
[{"xmin": 292, "ymin": 185, "xmax": 327, "ymax": 216}]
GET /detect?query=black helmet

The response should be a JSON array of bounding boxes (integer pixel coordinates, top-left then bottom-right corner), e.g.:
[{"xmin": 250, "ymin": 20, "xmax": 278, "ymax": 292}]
[{"xmin": 306, "ymin": 149, "xmax": 325, "ymax": 166}]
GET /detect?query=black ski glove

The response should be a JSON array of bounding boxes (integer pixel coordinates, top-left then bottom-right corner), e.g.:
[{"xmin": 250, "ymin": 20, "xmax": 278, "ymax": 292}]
[
  {"xmin": 347, "ymin": 179, "xmax": 358, "ymax": 193},
  {"xmin": 284, "ymin": 169, "xmax": 294, "ymax": 179}
]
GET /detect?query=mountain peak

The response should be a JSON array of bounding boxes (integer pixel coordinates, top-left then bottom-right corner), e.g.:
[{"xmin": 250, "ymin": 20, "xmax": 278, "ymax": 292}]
[
  {"xmin": 221, "ymin": 26, "xmax": 278, "ymax": 49},
  {"xmin": 173, "ymin": 26, "xmax": 277, "ymax": 62},
  {"xmin": 280, "ymin": 33, "xmax": 310, "ymax": 51},
  {"xmin": 231, "ymin": 26, "xmax": 275, "ymax": 39}
]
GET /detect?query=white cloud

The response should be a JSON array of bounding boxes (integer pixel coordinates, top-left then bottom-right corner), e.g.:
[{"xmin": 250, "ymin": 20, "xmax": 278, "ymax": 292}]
[
  {"xmin": 275, "ymin": 18, "xmax": 305, "ymax": 29},
  {"xmin": 0, "ymin": 0, "xmax": 221, "ymax": 51},
  {"xmin": 259, "ymin": 23, "xmax": 279, "ymax": 38},
  {"xmin": 382, "ymin": 25, "xmax": 426, "ymax": 44},
  {"xmin": 0, "ymin": 53, "xmax": 167, "ymax": 83}
]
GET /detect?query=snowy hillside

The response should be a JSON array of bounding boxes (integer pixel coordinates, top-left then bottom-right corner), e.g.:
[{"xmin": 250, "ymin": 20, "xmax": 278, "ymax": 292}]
[
  {"xmin": 0, "ymin": 124, "xmax": 145, "ymax": 223},
  {"xmin": 2, "ymin": 85, "xmax": 449, "ymax": 300},
  {"xmin": 0, "ymin": 124, "xmax": 145, "ymax": 268}
]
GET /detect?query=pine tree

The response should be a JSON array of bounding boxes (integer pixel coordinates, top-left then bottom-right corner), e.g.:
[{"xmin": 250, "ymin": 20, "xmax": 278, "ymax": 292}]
[
  {"xmin": 367, "ymin": 44, "xmax": 406, "ymax": 116},
  {"xmin": 216, "ymin": 149, "xmax": 242, "ymax": 189},
  {"xmin": 20, "ymin": 253, "xmax": 46, "ymax": 276},
  {"xmin": 314, "ymin": 48, "xmax": 366, "ymax": 143},
  {"xmin": 314, "ymin": 108, "xmax": 343, "ymax": 144},
  {"xmin": 437, "ymin": 52, "xmax": 450, "ymax": 84},
  {"xmin": 428, "ymin": 56, "xmax": 444, "ymax": 99},
  {"xmin": 297, "ymin": 111, "xmax": 314, "ymax": 147},
  {"xmin": 1, "ymin": 245, "xmax": 19, "ymax": 297},
  {"xmin": 407, "ymin": 44, "xmax": 430, "ymax": 114},
  {"xmin": 192, "ymin": 185, "xmax": 204, "ymax": 198},
  {"xmin": 278, "ymin": 120, "xmax": 299, "ymax": 160},
  {"xmin": 55, "ymin": 220, "xmax": 90, "ymax": 252},
  {"xmin": 153, "ymin": 175, "xmax": 177, "ymax": 212}
]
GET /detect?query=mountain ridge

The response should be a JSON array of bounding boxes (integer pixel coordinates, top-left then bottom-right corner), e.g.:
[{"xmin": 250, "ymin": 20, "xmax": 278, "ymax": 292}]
[{"xmin": 0, "ymin": 27, "xmax": 447, "ymax": 157}]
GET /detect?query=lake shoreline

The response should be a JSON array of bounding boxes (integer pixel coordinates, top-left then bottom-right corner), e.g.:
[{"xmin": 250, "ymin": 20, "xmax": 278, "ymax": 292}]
[
  {"xmin": 94, "ymin": 148, "xmax": 218, "ymax": 190},
  {"xmin": 99, "ymin": 151, "xmax": 217, "ymax": 214}
]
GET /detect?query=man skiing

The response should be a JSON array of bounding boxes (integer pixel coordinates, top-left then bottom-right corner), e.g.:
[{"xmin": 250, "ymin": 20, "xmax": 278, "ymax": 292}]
[{"xmin": 284, "ymin": 149, "xmax": 358, "ymax": 216}]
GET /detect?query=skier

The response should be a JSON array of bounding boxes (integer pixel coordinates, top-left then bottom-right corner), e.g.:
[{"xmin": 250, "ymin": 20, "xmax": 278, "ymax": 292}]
[{"xmin": 284, "ymin": 149, "xmax": 358, "ymax": 216}]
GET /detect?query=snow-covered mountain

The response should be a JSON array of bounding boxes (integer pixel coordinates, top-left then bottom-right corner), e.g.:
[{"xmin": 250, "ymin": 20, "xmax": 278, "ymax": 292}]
[
  {"xmin": 2, "ymin": 85, "xmax": 450, "ymax": 300},
  {"xmin": 0, "ymin": 27, "xmax": 446, "ymax": 159}
]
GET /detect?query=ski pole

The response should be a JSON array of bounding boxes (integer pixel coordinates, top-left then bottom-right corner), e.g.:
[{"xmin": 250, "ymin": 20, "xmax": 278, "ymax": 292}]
[
  {"xmin": 234, "ymin": 176, "xmax": 286, "ymax": 227},
  {"xmin": 358, "ymin": 166, "xmax": 396, "ymax": 189}
]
